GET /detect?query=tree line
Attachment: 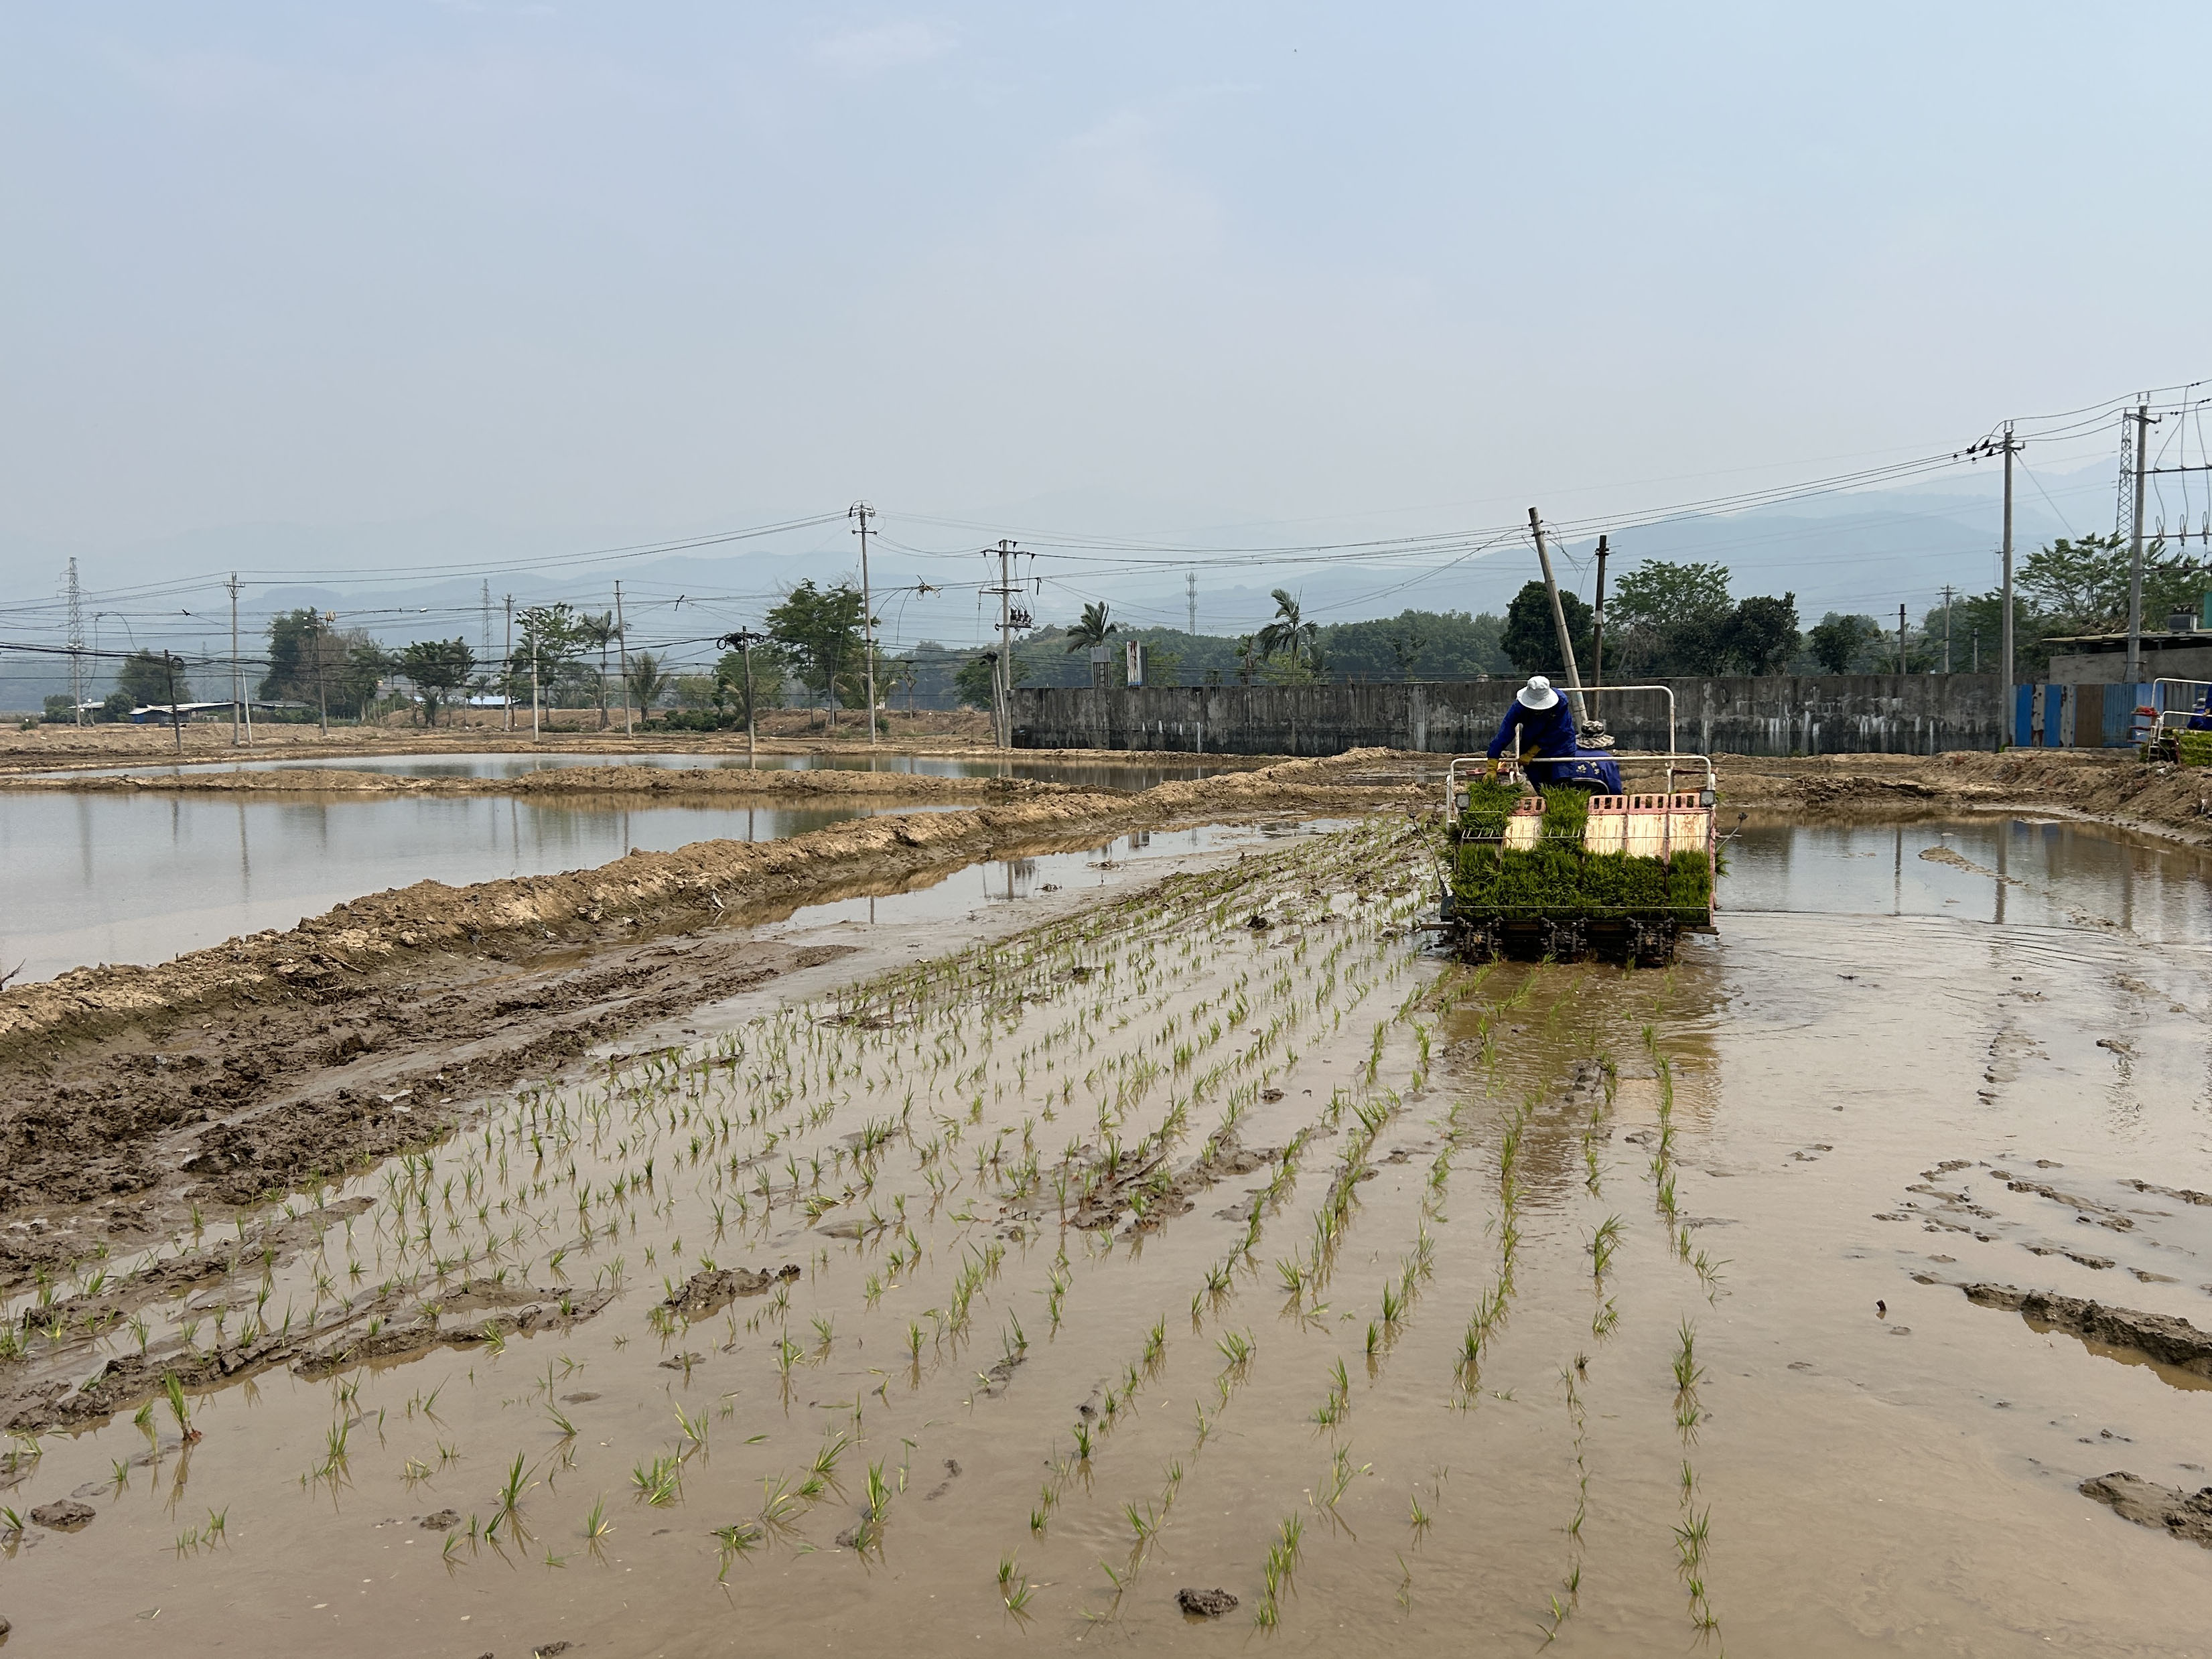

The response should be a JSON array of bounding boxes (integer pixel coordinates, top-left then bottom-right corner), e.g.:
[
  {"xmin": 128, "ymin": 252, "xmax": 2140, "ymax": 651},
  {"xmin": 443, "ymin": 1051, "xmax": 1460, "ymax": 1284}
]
[{"xmin": 62, "ymin": 533, "xmax": 2205, "ymax": 724}]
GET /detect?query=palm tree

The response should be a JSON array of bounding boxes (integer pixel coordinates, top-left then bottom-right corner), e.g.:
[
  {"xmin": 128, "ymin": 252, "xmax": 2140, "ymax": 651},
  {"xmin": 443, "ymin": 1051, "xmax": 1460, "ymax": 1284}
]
[
  {"xmin": 1256, "ymin": 588, "xmax": 1318, "ymax": 667},
  {"xmin": 576, "ymin": 611, "xmax": 620, "ymax": 729},
  {"xmin": 1064, "ymin": 601, "xmax": 1119, "ymax": 653},
  {"xmin": 624, "ymin": 650, "xmax": 672, "ymax": 715}
]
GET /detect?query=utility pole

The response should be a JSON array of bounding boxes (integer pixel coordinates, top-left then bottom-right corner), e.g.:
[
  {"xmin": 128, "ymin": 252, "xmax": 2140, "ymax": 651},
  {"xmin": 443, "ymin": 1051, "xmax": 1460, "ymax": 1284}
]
[
  {"xmin": 1973, "ymin": 628, "xmax": 1980, "ymax": 674},
  {"xmin": 1526, "ymin": 509, "xmax": 1586, "ymax": 723},
  {"xmin": 1999, "ymin": 423, "xmax": 2017, "ymax": 743},
  {"xmin": 720, "ymin": 629, "xmax": 766, "ymax": 768},
  {"xmin": 316, "ymin": 611, "xmax": 330, "ymax": 735},
  {"xmin": 65, "ymin": 558, "xmax": 84, "ymax": 725},
  {"xmin": 1898, "ymin": 604, "xmax": 1908, "ymax": 674},
  {"xmin": 161, "ymin": 651, "xmax": 183, "ymax": 755},
  {"xmin": 1940, "ymin": 585, "xmax": 1954, "ymax": 674},
  {"xmin": 503, "ymin": 595, "xmax": 514, "ymax": 732},
  {"xmin": 530, "ymin": 613, "xmax": 541, "ymax": 741},
  {"xmin": 614, "ymin": 581, "xmax": 632, "ymax": 737},
  {"xmin": 2126, "ymin": 401, "xmax": 2156, "ymax": 682},
  {"xmin": 1590, "ymin": 535, "xmax": 1610, "ymax": 694},
  {"xmin": 228, "ymin": 572, "xmax": 244, "ymax": 746},
  {"xmin": 1186, "ymin": 571, "xmax": 1198, "ymax": 636},
  {"xmin": 851, "ymin": 502, "xmax": 878, "ymax": 745},
  {"xmin": 983, "ymin": 540, "xmax": 1028, "ymax": 748}
]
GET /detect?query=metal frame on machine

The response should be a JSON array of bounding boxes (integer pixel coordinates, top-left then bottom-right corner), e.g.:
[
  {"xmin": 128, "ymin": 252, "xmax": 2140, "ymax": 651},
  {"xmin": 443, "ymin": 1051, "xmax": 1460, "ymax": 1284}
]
[{"xmin": 2138, "ymin": 678, "xmax": 2212, "ymax": 749}]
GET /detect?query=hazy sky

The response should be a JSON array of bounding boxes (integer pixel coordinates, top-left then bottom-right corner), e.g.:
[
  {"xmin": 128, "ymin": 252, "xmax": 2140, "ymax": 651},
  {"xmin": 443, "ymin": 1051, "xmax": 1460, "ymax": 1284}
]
[{"xmin": 3, "ymin": 3, "xmax": 2207, "ymax": 585}]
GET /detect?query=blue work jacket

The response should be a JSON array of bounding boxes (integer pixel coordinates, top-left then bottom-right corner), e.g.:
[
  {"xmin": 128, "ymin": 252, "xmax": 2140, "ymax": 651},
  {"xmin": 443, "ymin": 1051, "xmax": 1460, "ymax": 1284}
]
[{"xmin": 1485, "ymin": 699, "xmax": 1622, "ymax": 791}]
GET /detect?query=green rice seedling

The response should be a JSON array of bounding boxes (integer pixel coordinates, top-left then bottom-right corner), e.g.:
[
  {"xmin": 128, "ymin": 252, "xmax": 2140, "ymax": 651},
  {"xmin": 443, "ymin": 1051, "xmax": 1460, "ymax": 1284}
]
[
  {"xmin": 163, "ymin": 1373, "xmax": 196, "ymax": 1441},
  {"xmin": 492, "ymin": 1453, "xmax": 531, "ymax": 1534},
  {"xmin": 1072, "ymin": 1421, "xmax": 1093, "ymax": 1460},
  {"xmin": 0, "ymin": 1507, "xmax": 23, "ymax": 1536},
  {"xmin": 674, "ymin": 1402, "xmax": 710, "ymax": 1447},
  {"xmin": 632, "ymin": 1454, "xmax": 681, "ymax": 1507},
  {"xmin": 1671, "ymin": 1320, "xmax": 1704, "ymax": 1393},
  {"xmin": 1587, "ymin": 1216, "xmax": 1622, "ymax": 1280},
  {"xmin": 1408, "ymin": 1493, "xmax": 1430, "ymax": 1537}
]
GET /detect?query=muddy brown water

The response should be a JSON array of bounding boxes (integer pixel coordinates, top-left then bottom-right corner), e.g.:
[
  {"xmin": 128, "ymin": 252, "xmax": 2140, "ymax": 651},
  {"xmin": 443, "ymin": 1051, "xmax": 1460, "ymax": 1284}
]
[{"xmin": 4, "ymin": 814, "xmax": 2212, "ymax": 1654}]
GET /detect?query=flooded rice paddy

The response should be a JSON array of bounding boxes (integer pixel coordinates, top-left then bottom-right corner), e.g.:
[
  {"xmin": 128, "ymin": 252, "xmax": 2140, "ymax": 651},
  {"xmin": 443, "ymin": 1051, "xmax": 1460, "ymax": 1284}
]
[
  {"xmin": 3, "ymin": 812, "xmax": 2212, "ymax": 1654},
  {"xmin": 52, "ymin": 751, "xmax": 1227, "ymax": 791}
]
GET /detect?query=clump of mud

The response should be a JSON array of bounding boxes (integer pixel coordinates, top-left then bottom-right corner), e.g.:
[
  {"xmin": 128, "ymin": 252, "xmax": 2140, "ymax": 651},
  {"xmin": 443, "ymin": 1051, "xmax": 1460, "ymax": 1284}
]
[
  {"xmin": 1958, "ymin": 1284, "xmax": 2212, "ymax": 1376},
  {"xmin": 2081, "ymin": 1472, "xmax": 2212, "ymax": 1546}
]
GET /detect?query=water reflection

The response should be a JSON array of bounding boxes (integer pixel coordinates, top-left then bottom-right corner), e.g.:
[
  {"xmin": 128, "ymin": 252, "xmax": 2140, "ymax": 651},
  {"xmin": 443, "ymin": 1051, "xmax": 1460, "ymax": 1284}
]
[
  {"xmin": 0, "ymin": 792, "xmax": 902, "ymax": 985},
  {"xmin": 58, "ymin": 751, "xmax": 1226, "ymax": 794},
  {"xmin": 1721, "ymin": 818, "xmax": 2212, "ymax": 946}
]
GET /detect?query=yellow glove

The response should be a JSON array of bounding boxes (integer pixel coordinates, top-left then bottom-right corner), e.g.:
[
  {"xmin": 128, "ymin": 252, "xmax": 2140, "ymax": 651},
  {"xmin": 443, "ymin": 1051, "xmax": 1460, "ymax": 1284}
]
[{"xmin": 1485, "ymin": 759, "xmax": 1499, "ymax": 778}]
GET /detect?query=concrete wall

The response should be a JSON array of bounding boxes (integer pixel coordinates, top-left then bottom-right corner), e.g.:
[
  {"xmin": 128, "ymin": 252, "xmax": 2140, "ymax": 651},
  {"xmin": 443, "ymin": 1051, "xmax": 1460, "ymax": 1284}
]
[
  {"xmin": 1011, "ymin": 674, "xmax": 2006, "ymax": 757},
  {"xmin": 2049, "ymin": 644, "xmax": 2212, "ymax": 687}
]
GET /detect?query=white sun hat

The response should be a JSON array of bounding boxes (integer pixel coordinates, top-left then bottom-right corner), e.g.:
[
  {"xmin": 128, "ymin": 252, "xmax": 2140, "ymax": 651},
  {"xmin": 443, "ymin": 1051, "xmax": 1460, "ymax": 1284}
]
[{"xmin": 1516, "ymin": 674, "xmax": 1560, "ymax": 711}]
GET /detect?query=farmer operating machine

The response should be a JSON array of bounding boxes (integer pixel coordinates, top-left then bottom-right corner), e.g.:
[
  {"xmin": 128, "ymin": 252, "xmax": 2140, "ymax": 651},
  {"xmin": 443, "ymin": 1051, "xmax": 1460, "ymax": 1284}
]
[{"xmin": 1434, "ymin": 676, "xmax": 1720, "ymax": 966}]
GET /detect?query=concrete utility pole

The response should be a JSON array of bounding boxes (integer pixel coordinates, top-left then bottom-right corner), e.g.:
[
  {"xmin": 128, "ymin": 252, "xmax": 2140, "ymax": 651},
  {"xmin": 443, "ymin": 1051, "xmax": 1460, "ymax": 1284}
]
[
  {"xmin": 1186, "ymin": 571, "xmax": 1198, "ymax": 636},
  {"xmin": 1940, "ymin": 585, "xmax": 1954, "ymax": 674},
  {"xmin": 2126, "ymin": 401, "xmax": 2156, "ymax": 682},
  {"xmin": 1526, "ymin": 508, "xmax": 1586, "ymax": 723},
  {"xmin": 720, "ymin": 629, "xmax": 766, "ymax": 769},
  {"xmin": 983, "ymin": 540, "xmax": 1027, "ymax": 748},
  {"xmin": 1898, "ymin": 604, "xmax": 1908, "ymax": 674},
  {"xmin": 316, "ymin": 611, "xmax": 331, "ymax": 735},
  {"xmin": 503, "ymin": 596, "xmax": 514, "ymax": 732},
  {"xmin": 851, "ymin": 502, "xmax": 879, "ymax": 746},
  {"xmin": 614, "ymin": 581, "xmax": 632, "ymax": 737},
  {"xmin": 65, "ymin": 558, "xmax": 84, "ymax": 725},
  {"xmin": 162, "ymin": 651, "xmax": 183, "ymax": 754},
  {"xmin": 228, "ymin": 572, "xmax": 246, "ymax": 747},
  {"xmin": 1590, "ymin": 535, "xmax": 1610, "ymax": 695},
  {"xmin": 2000, "ymin": 423, "xmax": 2018, "ymax": 745}
]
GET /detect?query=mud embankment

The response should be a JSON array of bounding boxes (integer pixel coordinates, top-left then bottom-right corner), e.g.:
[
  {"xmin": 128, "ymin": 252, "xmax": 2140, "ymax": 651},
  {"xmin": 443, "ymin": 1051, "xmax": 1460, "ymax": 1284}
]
[{"xmin": 0, "ymin": 753, "xmax": 1420, "ymax": 1274}]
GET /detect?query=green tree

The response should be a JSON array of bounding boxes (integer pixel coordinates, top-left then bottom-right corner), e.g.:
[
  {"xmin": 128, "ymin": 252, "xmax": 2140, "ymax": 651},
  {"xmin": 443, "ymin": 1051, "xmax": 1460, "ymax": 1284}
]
[
  {"xmin": 1720, "ymin": 593, "xmax": 1800, "ymax": 674},
  {"xmin": 509, "ymin": 603, "xmax": 585, "ymax": 709},
  {"xmin": 575, "ymin": 611, "xmax": 620, "ymax": 729},
  {"xmin": 2018, "ymin": 532, "xmax": 2207, "ymax": 633},
  {"xmin": 766, "ymin": 581, "xmax": 867, "ymax": 726},
  {"xmin": 398, "ymin": 638, "xmax": 476, "ymax": 727},
  {"xmin": 1064, "ymin": 601, "xmax": 1119, "ymax": 653},
  {"xmin": 953, "ymin": 651, "xmax": 999, "ymax": 710},
  {"xmin": 1319, "ymin": 609, "xmax": 1511, "ymax": 681},
  {"xmin": 1500, "ymin": 581, "xmax": 1595, "ymax": 677},
  {"xmin": 625, "ymin": 650, "xmax": 673, "ymax": 713},
  {"xmin": 713, "ymin": 647, "xmax": 785, "ymax": 724},
  {"xmin": 116, "ymin": 649, "xmax": 186, "ymax": 707},
  {"xmin": 1256, "ymin": 588, "xmax": 1319, "ymax": 669},
  {"xmin": 1610, "ymin": 560, "xmax": 1734, "ymax": 674},
  {"xmin": 1385, "ymin": 620, "xmax": 1429, "ymax": 680},
  {"xmin": 1807, "ymin": 612, "xmax": 1882, "ymax": 674}
]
